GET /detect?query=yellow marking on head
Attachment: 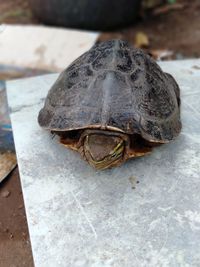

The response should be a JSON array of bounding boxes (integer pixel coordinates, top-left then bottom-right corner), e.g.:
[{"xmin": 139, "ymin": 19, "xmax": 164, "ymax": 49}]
[{"xmin": 87, "ymin": 140, "xmax": 124, "ymax": 170}]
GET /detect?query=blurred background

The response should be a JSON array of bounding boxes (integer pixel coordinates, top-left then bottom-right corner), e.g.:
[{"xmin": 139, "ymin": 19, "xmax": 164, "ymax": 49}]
[
  {"xmin": 0, "ymin": 0, "xmax": 199, "ymax": 266},
  {"xmin": 1, "ymin": 0, "xmax": 200, "ymax": 60}
]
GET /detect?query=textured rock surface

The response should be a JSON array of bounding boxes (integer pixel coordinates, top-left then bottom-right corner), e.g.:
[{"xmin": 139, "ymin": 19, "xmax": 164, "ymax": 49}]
[{"xmin": 7, "ymin": 59, "xmax": 200, "ymax": 267}]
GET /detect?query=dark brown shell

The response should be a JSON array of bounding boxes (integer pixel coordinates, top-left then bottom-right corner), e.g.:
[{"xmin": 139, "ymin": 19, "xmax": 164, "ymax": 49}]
[{"xmin": 38, "ymin": 40, "xmax": 181, "ymax": 142}]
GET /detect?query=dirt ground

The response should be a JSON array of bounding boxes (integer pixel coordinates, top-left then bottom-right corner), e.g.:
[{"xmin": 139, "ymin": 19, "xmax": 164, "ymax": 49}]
[
  {"xmin": 0, "ymin": 0, "xmax": 37, "ymax": 24},
  {"xmin": 99, "ymin": 0, "xmax": 200, "ymax": 59},
  {"xmin": 0, "ymin": 0, "xmax": 199, "ymax": 266},
  {"xmin": 0, "ymin": 169, "xmax": 34, "ymax": 267}
]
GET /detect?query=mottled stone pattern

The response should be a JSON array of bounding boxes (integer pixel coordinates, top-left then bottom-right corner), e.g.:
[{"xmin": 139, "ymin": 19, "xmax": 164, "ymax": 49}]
[
  {"xmin": 38, "ymin": 40, "xmax": 181, "ymax": 143},
  {"xmin": 7, "ymin": 59, "xmax": 200, "ymax": 267}
]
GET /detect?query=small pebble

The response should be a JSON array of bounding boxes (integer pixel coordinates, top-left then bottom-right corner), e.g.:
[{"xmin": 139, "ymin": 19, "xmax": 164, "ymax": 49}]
[
  {"xmin": 10, "ymin": 233, "xmax": 14, "ymax": 239},
  {"xmin": 192, "ymin": 65, "xmax": 200, "ymax": 70},
  {"xmin": 1, "ymin": 190, "xmax": 10, "ymax": 198},
  {"xmin": 129, "ymin": 176, "xmax": 137, "ymax": 189}
]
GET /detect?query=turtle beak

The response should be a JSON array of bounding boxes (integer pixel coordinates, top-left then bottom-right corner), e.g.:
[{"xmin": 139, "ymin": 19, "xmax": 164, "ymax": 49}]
[
  {"xmin": 83, "ymin": 134, "xmax": 124, "ymax": 170},
  {"xmin": 94, "ymin": 141, "xmax": 124, "ymax": 170}
]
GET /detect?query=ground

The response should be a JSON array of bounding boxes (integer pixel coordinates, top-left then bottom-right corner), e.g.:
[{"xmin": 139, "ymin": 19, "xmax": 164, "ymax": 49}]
[
  {"xmin": 99, "ymin": 0, "xmax": 200, "ymax": 59},
  {"xmin": 0, "ymin": 0, "xmax": 199, "ymax": 266},
  {"xmin": 0, "ymin": 169, "xmax": 34, "ymax": 267}
]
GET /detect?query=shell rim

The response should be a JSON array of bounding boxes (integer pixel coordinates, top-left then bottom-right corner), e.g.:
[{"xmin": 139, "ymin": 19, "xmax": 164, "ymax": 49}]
[{"xmin": 39, "ymin": 123, "xmax": 180, "ymax": 144}]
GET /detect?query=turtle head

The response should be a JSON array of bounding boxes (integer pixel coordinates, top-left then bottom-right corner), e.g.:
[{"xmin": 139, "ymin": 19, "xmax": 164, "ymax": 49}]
[{"xmin": 83, "ymin": 131, "xmax": 125, "ymax": 170}]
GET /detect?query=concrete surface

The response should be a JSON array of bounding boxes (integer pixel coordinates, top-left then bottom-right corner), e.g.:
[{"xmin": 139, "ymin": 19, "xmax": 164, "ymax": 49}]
[
  {"xmin": 0, "ymin": 25, "xmax": 98, "ymax": 71},
  {"xmin": 7, "ymin": 59, "xmax": 200, "ymax": 267}
]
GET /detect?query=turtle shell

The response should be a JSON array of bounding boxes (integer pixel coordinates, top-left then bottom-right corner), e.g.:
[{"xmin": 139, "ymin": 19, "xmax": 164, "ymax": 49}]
[{"xmin": 38, "ymin": 39, "xmax": 181, "ymax": 143}]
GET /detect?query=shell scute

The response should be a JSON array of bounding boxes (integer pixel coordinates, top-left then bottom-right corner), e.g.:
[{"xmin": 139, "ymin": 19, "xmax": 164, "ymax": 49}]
[{"xmin": 38, "ymin": 39, "xmax": 181, "ymax": 142}]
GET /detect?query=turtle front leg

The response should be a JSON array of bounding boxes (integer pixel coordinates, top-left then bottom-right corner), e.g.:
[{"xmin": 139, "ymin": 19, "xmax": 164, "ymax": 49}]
[
  {"xmin": 125, "ymin": 145, "xmax": 152, "ymax": 159},
  {"xmin": 125, "ymin": 135, "xmax": 154, "ymax": 159}
]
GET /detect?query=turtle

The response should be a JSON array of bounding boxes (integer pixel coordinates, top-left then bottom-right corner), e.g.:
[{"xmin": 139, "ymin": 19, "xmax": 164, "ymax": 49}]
[{"xmin": 38, "ymin": 39, "xmax": 181, "ymax": 170}]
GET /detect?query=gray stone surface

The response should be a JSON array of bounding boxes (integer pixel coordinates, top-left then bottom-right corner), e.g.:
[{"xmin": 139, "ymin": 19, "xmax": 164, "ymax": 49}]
[{"xmin": 7, "ymin": 59, "xmax": 200, "ymax": 267}]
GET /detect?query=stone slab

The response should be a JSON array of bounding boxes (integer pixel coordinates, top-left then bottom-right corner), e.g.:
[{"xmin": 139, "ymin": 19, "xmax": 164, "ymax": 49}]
[
  {"xmin": 0, "ymin": 25, "xmax": 98, "ymax": 71},
  {"xmin": 7, "ymin": 59, "xmax": 200, "ymax": 267}
]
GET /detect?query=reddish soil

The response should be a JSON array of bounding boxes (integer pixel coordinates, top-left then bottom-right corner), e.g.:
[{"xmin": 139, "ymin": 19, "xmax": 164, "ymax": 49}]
[
  {"xmin": 0, "ymin": 169, "xmax": 34, "ymax": 267},
  {"xmin": 0, "ymin": 0, "xmax": 199, "ymax": 266},
  {"xmin": 0, "ymin": 0, "xmax": 37, "ymax": 24}
]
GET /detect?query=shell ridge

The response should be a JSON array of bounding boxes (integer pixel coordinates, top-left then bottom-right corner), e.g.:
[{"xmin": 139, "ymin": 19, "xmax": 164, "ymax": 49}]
[
  {"xmin": 39, "ymin": 39, "xmax": 181, "ymax": 143},
  {"xmin": 100, "ymin": 72, "xmax": 114, "ymax": 125},
  {"xmin": 99, "ymin": 40, "xmax": 121, "ymax": 126}
]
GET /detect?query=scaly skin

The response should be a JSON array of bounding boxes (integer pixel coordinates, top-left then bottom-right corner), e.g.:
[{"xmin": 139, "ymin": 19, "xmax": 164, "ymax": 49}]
[{"xmin": 60, "ymin": 129, "xmax": 153, "ymax": 170}]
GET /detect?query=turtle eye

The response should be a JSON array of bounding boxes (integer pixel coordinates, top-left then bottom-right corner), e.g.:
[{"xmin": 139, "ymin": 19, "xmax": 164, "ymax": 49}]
[{"xmin": 111, "ymin": 153, "xmax": 117, "ymax": 159}]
